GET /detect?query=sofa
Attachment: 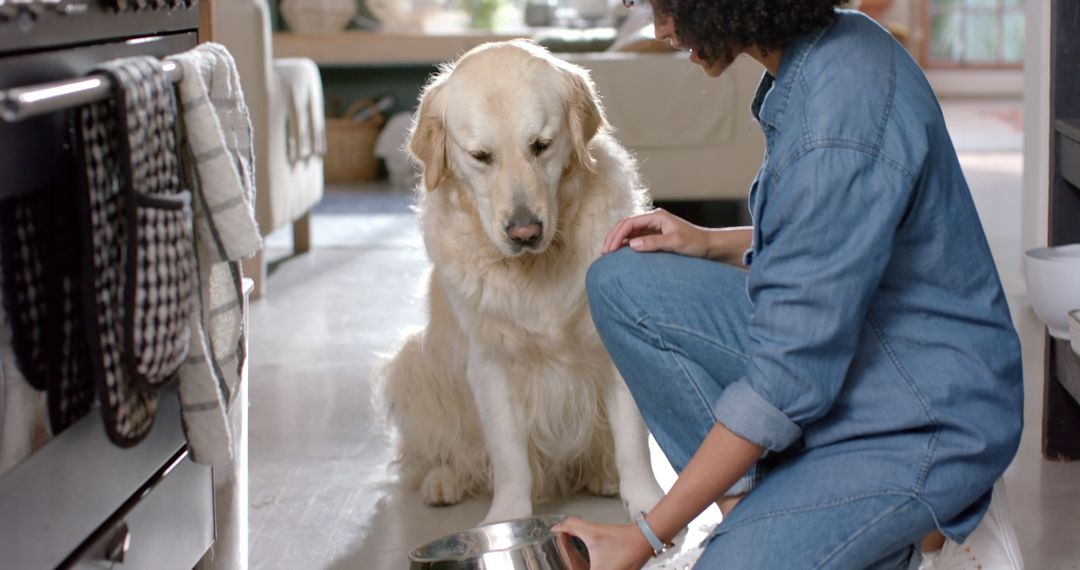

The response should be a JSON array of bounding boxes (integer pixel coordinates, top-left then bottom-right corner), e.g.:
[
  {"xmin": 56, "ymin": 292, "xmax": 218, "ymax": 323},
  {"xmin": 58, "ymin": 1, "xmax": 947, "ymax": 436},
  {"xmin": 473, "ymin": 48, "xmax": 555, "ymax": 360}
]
[
  {"xmin": 212, "ymin": 0, "xmax": 326, "ymax": 298},
  {"xmin": 563, "ymin": 52, "xmax": 766, "ymax": 203}
]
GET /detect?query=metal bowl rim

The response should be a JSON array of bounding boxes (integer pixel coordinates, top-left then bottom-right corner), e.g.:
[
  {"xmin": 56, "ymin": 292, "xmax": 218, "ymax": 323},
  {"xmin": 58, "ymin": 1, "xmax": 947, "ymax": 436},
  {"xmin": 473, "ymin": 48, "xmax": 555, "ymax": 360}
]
[{"xmin": 408, "ymin": 514, "xmax": 568, "ymax": 562}]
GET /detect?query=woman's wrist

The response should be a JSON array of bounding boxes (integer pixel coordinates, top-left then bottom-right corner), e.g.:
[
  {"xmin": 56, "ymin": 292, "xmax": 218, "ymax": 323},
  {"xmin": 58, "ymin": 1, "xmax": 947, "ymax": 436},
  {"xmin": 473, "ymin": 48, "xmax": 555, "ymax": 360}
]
[
  {"xmin": 625, "ymin": 520, "xmax": 661, "ymax": 563},
  {"xmin": 704, "ymin": 226, "xmax": 753, "ymax": 265},
  {"xmin": 639, "ymin": 422, "xmax": 765, "ymax": 554},
  {"xmin": 635, "ymin": 511, "xmax": 676, "ymax": 557},
  {"xmin": 642, "ymin": 510, "xmax": 682, "ymax": 553}
]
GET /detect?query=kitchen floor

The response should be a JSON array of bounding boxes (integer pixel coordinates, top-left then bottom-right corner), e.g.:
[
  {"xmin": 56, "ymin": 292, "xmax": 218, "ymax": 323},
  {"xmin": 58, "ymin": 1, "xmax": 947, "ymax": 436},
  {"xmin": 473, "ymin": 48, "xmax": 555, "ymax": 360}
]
[{"xmin": 248, "ymin": 99, "xmax": 1080, "ymax": 569}]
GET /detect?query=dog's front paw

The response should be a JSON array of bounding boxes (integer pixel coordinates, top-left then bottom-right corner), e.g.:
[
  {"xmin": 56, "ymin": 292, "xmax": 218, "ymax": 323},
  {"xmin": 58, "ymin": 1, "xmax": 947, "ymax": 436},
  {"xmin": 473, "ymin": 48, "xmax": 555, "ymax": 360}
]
[{"xmin": 420, "ymin": 466, "xmax": 465, "ymax": 506}]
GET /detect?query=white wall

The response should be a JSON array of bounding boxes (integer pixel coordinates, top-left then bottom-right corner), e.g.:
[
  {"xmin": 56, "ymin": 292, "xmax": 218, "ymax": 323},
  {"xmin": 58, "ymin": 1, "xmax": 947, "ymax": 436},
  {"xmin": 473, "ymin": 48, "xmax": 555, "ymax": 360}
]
[{"xmin": 1021, "ymin": 0, "xmax": 1050, "ymax": 258}]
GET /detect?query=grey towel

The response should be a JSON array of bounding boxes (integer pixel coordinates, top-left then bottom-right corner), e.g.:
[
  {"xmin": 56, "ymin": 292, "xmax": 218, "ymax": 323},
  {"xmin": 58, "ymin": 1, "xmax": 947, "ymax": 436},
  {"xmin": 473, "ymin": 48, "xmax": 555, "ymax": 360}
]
[{"xmin": 168, "ymin": 43, "xmax": 261, "ymax": 465}]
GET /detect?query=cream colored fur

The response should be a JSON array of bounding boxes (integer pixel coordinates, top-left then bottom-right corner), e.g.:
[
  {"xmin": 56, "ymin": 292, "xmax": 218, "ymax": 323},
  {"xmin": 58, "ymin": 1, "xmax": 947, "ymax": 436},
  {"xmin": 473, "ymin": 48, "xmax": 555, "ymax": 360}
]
[{"xmin": 379, "ymin": 40, "xmax": 664, "ymax": 524}]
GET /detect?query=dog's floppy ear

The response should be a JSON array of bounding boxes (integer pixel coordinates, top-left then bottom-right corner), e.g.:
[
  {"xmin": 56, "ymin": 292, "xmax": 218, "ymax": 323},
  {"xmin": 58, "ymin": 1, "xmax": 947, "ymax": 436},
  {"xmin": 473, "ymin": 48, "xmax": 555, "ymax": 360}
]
[
  {"xmin": 408, "ymin": 70, "xmax": 451, "ymax": 192},
  {"xmin": 562, "ymin": 64, "xmax": 608, "ymax": 174}
]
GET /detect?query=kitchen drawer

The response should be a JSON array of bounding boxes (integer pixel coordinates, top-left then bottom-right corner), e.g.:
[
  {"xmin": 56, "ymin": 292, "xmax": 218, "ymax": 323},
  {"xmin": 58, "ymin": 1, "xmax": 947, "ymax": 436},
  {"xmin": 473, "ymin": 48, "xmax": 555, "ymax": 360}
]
[{"xmin": 69, "ymin": 452, "xmax": 213, "ymax": 570}]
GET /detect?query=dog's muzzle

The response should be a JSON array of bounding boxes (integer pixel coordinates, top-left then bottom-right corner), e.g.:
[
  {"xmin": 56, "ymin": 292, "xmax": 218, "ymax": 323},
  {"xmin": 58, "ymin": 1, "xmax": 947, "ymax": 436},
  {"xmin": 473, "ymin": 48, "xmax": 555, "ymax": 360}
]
[{"xmin": 505, "ymin": 207, "xmax": 543, "ymax": 251}]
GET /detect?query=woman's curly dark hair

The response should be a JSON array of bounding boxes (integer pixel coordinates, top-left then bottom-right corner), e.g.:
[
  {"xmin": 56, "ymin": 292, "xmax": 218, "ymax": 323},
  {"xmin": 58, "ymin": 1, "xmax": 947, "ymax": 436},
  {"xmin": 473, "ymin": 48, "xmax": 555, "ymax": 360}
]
[{"xmin": 634, "ymin": 0, "xmax": 848, "ymax": 65}]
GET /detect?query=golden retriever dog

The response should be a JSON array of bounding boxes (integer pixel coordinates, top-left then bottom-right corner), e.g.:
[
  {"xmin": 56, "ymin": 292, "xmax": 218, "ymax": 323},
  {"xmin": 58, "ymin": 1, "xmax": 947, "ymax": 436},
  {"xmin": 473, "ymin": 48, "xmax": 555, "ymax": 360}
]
[{"xmin": 380, "ymin": 40, "xmax": 664, "ymax": 524}]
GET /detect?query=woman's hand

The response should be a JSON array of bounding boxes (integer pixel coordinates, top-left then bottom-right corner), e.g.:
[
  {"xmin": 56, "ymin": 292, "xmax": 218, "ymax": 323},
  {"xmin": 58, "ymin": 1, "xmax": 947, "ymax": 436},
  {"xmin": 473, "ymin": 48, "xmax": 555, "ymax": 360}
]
[
  {"xmin": 602, "ymin": 209, "xmax": 752, "ymax": 266},
  {"xmin": 551, "ymin": 517, "xmax": 654, "ymax": 570},
  {"xmin": 602, "ymin": 208, "xmax": 710, "ymax": 257}
]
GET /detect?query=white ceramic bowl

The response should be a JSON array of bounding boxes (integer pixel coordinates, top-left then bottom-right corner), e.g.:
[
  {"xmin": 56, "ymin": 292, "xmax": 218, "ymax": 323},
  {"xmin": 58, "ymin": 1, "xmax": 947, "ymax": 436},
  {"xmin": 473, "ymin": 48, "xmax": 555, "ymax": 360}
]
[{"xmin": 1024, "ymin": 245, "xmax": 1080, "ymax": 339}]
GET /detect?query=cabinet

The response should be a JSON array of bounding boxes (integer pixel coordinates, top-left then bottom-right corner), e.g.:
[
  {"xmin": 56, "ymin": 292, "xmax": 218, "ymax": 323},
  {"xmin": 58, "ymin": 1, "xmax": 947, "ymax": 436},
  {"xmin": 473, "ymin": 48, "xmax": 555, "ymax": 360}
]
[{"xmin": 1044, "ymin": 0, "xmax": 1080, "ymax": 460}]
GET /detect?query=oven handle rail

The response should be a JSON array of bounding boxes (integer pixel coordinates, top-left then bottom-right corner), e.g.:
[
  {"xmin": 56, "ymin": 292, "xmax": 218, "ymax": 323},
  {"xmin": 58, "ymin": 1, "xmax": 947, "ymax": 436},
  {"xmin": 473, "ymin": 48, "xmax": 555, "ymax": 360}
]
[{"xmin": 0, "ymin": 59, "xmax": 181, "ymax": 122}]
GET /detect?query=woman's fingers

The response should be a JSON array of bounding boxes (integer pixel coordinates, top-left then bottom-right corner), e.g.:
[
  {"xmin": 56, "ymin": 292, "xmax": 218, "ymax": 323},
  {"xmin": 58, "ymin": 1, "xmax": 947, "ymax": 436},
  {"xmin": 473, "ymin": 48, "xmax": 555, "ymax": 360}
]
[
  {"xmin": 553, "ymin": 519, "xmax": 653, "ymax": 570},
  {"xmin": 553, "ymin": 517, "xmax": 610, "ymax": 569},
  {"xmin": 602, "ymin": 218, "xmax": 628, "ymax": 254},
  {"xmin": 552, "ymin": 516, "xmax": 590, "ymax": 540},
  {"xmin": 604, "ymin": 216, "xmax": 640, "ymax": 254},
  {"xmin": 628, "ymin": 232, "xmax": 675, "ymax": 252},
  {"xmin": 603, "ymin": 210, "xmax": 667, "ymax": 254}
]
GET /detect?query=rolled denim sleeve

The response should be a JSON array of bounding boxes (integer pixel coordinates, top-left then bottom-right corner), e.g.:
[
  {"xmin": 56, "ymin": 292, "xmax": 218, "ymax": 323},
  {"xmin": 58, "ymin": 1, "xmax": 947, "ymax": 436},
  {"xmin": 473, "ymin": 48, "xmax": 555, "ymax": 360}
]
[{"xmin": 713, "ymin": 146, "xmax": 913, "ymax": 452}]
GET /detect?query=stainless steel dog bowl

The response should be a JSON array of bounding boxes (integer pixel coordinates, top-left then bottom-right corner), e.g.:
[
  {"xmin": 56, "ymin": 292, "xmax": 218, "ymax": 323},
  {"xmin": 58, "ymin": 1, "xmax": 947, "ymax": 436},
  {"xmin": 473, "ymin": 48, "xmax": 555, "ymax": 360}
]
[{"xmin": 408, "ymin": 514, "xmax": 590, "ymax": 569}]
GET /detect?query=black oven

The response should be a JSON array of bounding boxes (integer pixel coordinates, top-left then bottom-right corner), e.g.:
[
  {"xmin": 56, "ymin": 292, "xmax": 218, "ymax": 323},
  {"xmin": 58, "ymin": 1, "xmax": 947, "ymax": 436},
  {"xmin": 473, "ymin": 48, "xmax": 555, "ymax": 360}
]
[
  {"xmin": 0, "ymin": 1, "xmax": 200, "ymax": 201},
  {"xmin": 0, "ymin": 3, "xmax": 216, "ymax": 568}
]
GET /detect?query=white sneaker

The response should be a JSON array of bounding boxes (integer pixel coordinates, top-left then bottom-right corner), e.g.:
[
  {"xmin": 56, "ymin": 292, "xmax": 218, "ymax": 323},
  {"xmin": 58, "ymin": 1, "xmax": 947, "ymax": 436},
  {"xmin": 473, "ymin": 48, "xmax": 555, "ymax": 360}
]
[{"xmin": 919, "ymin": 479, "xmax": 1024, "ymax": 570}]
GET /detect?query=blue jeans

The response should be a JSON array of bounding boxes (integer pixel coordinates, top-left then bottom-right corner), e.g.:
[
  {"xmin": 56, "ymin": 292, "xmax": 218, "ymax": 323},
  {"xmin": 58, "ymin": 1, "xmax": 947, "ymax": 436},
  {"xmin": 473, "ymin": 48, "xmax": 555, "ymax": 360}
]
[{"xmin": 586, "ymin": 249, "xmax": 936, "ymax": 569}]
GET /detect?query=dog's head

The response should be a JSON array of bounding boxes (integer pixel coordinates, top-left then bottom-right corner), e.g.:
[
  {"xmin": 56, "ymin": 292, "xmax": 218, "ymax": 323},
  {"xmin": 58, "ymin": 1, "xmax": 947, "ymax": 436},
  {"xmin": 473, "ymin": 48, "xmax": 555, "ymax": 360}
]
[{"xmin": 408, "ymin": 40, "xmax": 608, "ymax": 258}]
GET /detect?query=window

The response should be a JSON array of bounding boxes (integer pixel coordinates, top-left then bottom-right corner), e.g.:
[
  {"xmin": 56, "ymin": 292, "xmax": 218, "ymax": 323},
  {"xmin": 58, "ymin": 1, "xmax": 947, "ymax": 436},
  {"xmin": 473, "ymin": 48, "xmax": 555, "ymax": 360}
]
[{"xmin": 923, "ymin": 0, "xmax": 1025, "ymax": 67}]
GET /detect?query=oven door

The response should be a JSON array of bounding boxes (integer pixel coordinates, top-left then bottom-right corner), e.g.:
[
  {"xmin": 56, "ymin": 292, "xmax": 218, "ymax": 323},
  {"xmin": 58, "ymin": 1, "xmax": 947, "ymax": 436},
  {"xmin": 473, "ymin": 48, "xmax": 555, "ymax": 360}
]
[
  {"xmin": 0, "ymin": 385, "xmax": 215, "ymax": 570},
  {"xmin": 0, "ymin": 28, "xmax": 214, "ymax": 570},
  {"xmin": 0, "ymin": 31, "xmax": 198, "ymax": 202}
]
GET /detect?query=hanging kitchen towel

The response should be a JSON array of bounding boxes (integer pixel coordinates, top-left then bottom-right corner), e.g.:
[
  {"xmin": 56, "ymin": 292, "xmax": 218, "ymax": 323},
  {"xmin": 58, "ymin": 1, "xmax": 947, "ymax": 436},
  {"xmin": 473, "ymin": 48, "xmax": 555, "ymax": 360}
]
[
  {"xmin": 107, "ymin": 58, "xmax": 195, "ymax": 387},
  {"xmin": 0, "ymin": 198, "xmax": 50, "ymax": 393},
  {"xmin": 167, "ymin": 43, "xmax": 261, "ymax": 464},
  {"xmin": 80, "ymin": 83, "xmax": 150, "ymax": 447},
  {"xmin": 0, "ymin": 181, "xmax": 95, "ymax": 434},
  {"xmin": 42, "ymin": 183, "xmax": 96, "ymax": 432},
  {"xmin": 79, "ymin": 56, "xmax": 195, "ymax": 446},
  {"xmin": 167, "ymin": 43, "xmax": 261, "ymax": 262}
]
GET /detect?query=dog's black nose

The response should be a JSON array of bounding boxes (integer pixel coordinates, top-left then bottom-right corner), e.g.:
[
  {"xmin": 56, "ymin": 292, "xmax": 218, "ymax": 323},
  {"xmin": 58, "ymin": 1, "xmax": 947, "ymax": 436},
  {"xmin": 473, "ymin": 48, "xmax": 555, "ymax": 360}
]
[{"xmin": 505, "ymin": 208, "xmax": 542, "ymax": 247}]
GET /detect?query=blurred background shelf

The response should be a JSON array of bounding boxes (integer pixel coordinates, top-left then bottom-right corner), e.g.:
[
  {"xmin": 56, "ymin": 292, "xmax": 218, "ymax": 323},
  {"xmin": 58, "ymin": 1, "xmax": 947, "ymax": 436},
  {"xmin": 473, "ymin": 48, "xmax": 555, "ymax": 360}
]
[{"xmin": 273, "ymin": 30, "xmax": 539, "ymax": 66}]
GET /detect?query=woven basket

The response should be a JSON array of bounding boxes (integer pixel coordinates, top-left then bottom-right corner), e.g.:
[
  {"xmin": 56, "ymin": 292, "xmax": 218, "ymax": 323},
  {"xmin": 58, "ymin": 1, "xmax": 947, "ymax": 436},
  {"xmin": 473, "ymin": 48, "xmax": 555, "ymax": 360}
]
[
  {"xmin": 324, "ymin": 99, "xmax": 386, "ymax": 184},
  {"xmin": 280, "ymin": 0, "xmax": 356, "ymax": 34}
]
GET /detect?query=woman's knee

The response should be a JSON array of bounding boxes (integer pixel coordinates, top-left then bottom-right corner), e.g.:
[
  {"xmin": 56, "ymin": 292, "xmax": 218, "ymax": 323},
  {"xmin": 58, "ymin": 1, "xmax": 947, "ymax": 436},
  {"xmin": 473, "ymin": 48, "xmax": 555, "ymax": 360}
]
[{"xmin": 585, "ymin": 248, "xmax": 643, "ymax": 317}]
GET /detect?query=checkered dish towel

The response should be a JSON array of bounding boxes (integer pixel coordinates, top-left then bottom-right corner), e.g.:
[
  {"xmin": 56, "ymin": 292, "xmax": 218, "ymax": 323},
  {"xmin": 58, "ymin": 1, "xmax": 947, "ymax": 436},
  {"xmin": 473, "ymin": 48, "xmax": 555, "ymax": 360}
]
[
  {"xmin": 167, "ymin": 43, "xmax": 262, "ymax": 465},
  {"xmin": 0, "ymin": 189, "xmax": 94, "ymax": 434},
  {"xmin": 79, "ymin": 56, "xmax": 196, "ymax": 446}
]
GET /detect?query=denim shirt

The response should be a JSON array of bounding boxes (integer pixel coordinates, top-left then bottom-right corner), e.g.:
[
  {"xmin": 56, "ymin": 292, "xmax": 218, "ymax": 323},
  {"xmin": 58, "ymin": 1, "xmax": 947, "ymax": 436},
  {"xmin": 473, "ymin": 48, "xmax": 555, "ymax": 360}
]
[{"xmin": 710, "ymin": 11, "xmax": 1023, "ymax": 541}]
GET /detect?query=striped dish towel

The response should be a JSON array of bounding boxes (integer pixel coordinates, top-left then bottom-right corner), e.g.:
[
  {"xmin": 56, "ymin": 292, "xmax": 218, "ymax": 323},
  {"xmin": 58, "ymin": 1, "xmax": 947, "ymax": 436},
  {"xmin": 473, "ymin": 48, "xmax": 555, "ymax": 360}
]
[{"xmin": 168, "ymin": 43, "xmax": 261, "ymax": 465}]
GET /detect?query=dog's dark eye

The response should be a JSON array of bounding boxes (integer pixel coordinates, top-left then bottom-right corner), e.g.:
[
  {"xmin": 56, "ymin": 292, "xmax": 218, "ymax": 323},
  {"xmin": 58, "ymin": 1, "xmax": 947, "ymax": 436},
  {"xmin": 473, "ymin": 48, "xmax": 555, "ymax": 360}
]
[
  {"xmin": 530, "ymin": 139, "xmax": 551, "ymax": 156},
  {"xmin": 470, "ymin": 150, "xmax": 492, "ymax": 164}
]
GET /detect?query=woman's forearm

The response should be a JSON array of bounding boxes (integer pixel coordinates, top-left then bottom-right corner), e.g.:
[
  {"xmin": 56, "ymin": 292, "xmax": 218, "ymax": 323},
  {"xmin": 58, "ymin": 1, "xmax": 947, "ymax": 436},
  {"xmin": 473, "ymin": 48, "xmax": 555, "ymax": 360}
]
[
  {"xmin": 703, "ymin": 227, "xmax": 753, "ymax": 267},
  {"xmin": 644, "ymin": 421, "xmax": 764, "ymax": 545}
]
